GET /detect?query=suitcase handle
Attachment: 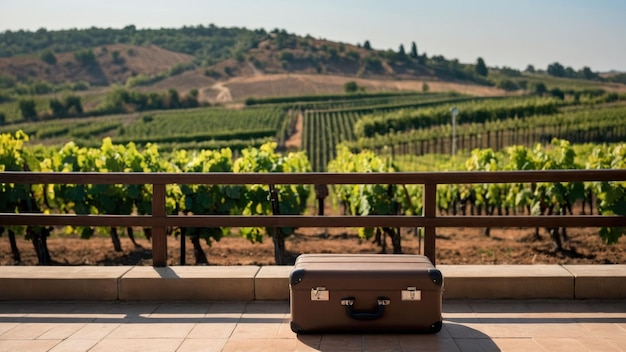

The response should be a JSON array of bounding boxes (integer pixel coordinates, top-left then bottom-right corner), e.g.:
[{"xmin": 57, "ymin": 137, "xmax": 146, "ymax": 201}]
[{"xmin": 341, "ymin": 297, "xmax": 390, "ymax": 320}]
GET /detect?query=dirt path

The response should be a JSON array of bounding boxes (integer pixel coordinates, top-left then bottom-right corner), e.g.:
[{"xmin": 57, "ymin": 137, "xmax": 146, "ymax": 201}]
[
  {"xmin": 247, "ymin": 60, "xmax": 264, "ymax": 76},
  {"xmin": 284, "ymin": 110, "xmax": 304, "ymax": 149},
  {"xmin": 212, "ymin": 81, "xmax": 232, "ymax": 102}
]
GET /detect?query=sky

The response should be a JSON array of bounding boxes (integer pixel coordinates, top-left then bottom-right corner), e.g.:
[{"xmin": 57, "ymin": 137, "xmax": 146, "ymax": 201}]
[{"xmin": 1, "ymin": 0, "xmax": 625, "ymax": 72}]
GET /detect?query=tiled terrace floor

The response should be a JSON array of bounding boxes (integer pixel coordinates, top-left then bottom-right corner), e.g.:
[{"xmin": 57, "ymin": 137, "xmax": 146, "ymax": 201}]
[{"xmin": 0, "ymin": 300, "xmax": 624, "ymax": 352}]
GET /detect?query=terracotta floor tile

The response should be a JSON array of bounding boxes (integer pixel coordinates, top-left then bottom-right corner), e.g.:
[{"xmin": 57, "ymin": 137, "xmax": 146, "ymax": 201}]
[
  {"xmin": 0, "ymin": 322, "xmax": 19, "ymax": 336},
  {"xmin": 37, "ymin": 323, "xmax": 87, "ymax": 340},
  {"xmin": 319, "ymin": 334, "xmax": 364, "ymax": 351},
  {"xmin": 581, "ymin": 323, "xmax": 626, "ymax": 339},
  {"xmin": 455, "ymin": 337, "xmax": 501, "ymax": 352},
  {"xmin": 295, "ymin": 334, "xmax": 322, "ymax": 350},
  {"xmin": 105, "ymin": 323, "xmax": 195, "ymax": 339},
  {"xmin": 230, "ymin": 322, "xmax": 281, "ymax": 339},
  {"xmin": 398, "ymin": 336, "xmax": 460, "ymax": 352},
  {"xmin": 0, "ymin": 339, "xmax": 61, "ymax": 352},
  {"xmin": 577, "ymin": 338, "xmax": 623, "ymax": 352},
  {"xmin": 187, "ymin": 322, "xmax": 238, "ymax": 339},
  {"xmin": 533, "ymin": 337, "xmax": 588, "ymax": 352},
  {"xmin": 48, "ymin": 339, "xmax": 99, "ymax": 352},
  {"xmin": 362, "ymin": 334, "xmax": 401, "ymax": 351},
  {"xmin": 88, "ymin": 338, "xmax": 183, "ymax": 352},
  {"xmin": 68, "ymin": 323, "xmax": 120, "ymax": 340},
  {"xmin": 607, "ymin": 337, "xmax": 626, "ymax": 352},
  {"xmin": 491, "ymin": 338, "xmax": 544, "ymax": 352},
  {"xmin": 0, "ymin": 322, "xmax": 53, "ymax": 339},
  {"xmin": 222, "ymin": 338, "xmax": 301, "ymax": 352},
  {"xmin": 176, "ymin": 338, "xmax": 228, "ymax": 352}
]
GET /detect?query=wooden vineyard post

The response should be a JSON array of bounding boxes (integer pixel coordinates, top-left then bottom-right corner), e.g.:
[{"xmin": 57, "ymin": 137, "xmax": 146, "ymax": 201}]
[
  {"xmin": 152, "ymin": 183, "xmax": 167, "ymax": 267},
  {"xmin": 423, "ymin": 183, "xmax": 437, "ymax": 266}
]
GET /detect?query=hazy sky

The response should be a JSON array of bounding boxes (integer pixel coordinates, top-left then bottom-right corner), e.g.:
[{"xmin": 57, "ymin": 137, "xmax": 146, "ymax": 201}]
[{"xmin": 1, "ymin": 0, "xmax": 625, "ymax": 72}]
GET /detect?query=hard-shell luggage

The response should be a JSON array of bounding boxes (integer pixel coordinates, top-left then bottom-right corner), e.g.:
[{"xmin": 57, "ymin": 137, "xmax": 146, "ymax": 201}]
[{"xmin": 289, "ymin": 254, "xmax": 443, "ymax": 334}]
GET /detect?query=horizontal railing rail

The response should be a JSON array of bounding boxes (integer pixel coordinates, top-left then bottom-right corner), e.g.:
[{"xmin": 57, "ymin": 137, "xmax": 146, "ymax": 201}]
[{"xmin": 1, "ymin": 170, "xmax": 625, "ymax": 266}]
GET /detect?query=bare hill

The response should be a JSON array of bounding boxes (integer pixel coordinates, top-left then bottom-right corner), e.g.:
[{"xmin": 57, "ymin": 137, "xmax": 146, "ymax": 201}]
[{"xmin": 0, "ymin": 44, "xmax": 194, "ymax": 86}]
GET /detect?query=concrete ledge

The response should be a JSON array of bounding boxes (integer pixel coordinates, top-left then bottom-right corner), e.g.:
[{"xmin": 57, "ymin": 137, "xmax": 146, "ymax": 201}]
[
  {"xmin": 0, "ymin": 266, "xmax": 132, "ymax": 300},
  {"xmin": 563, "ymin": 265, "xmax": 626, "ymax": 299},
  {"xmin": 438, "ymin": 265, "xmax": 574, "ymax": 299},
  {"xmin": 118, "ymin": 266, "xmax": 260, "ymax": 301},
  {"xmin": 255, "ymin": 266, "xmax": 292, "ymax": 300},
  {"xmin": 1, "ymin": 265, "xmax": 625, "ymax": 301}
]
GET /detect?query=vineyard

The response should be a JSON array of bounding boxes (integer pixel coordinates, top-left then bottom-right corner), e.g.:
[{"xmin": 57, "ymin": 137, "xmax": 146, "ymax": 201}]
[
  {"xmin": 0, "ymin": 105, "xmax": 292, "ymax": 152},
  {"xmin": 1, "ymin": 128, "xmax": 625, "ymax": 266},
  {"xmin": 1, "ymin": 88, "xmax": 626, "ymax": 266},
  {"xmin": 301, "ymin": 92, "xmax": 625, "ymax": 171}
]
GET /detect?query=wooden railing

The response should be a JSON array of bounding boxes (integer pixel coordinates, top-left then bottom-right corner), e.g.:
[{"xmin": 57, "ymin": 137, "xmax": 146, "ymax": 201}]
[{"xmin": 1, "ymin": 170, "xmax": 625, "ymax": 266}]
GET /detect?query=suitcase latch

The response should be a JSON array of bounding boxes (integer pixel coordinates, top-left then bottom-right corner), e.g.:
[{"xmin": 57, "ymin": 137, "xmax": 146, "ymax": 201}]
[
  {"xmin": 311, "ymin": 287, "xmax": 329, "ymax": 301},
  {"xmin": 402, "ymin": 287, "xmax": 422, "ymax": 301}
]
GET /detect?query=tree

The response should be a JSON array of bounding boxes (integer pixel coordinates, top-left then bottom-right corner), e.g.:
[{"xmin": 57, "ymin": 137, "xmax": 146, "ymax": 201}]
[
  {"xmin": 19, "ymin": 99, "xmax": 37, "ymax": 121},
  {"xmin": 64, "ymin": 95, "xmax": 83, "ymax": 115},
  {"xmin": 422, "ymin": 82, "xmax": 429, "ymax": 92},
  {"xmin": 532, "ymin": 82, "xmax": 547, "ymax": 96},
  {"xmin": 398, "ymin": 44, "xmax": 406, "ymax": 57},
  {"xmin": 111, "ymin": 50, "xmax": 124, "ymax": 65},
  {"xmin": 550, "ymin": 87, "xmax": 565, "ymax": 100},
  {"xmin": 525, "ymin": 64, "xmax": 535, "ymax": 73},
  {"xmin": 547, "ymin": 62, "xmax": 566, "ymax": 77},
  {"xmin": 166, "ymin": 89, "xmax": 180, "ymax": 109},
  {"xmin": 581, "ymin": 66, "xmax": 596, "ymax": 80},
  {"xmin": 363, "ymin": 40, "xmax": 372, "ymax": 50},
  {"xmin": 40, "ymin": 50, "xmax": 57, "ymax": 65},
  {"xmin": 74, "ymin": 49, "xmax": 97, "ymax": 67},
  {"xmin": 497, "ymin": 79, "xmax": 519, "ymax": 92},
  {"xmin": 49, "ymin": 98, "xmax": 67, "ymax": 118},
  {"xmin": 410, "ymin": 42, "xmax": 418, "ymax": 59},
  {"xmin": 475, "ymin": 57, "xmax": 488, "ymax": 76},
  {"xmin": 344, "ymin": 81, "xmax": 359, "ymax": 93}
]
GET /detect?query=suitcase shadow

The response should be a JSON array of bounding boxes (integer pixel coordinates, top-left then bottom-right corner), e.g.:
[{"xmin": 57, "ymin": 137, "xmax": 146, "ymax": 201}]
[{"xmin": 295, "ymin": 321, "xmax": 500, "ymax": 351}]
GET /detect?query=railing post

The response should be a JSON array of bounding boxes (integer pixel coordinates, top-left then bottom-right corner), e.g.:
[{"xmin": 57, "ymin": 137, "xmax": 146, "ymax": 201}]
[
  {"xmin": 423, "ymin": 183, "xmax": 437, "ymax": 266},
  {"xmin": 152, "ymin": 183, "xmax": 167, "ymax": 267}
]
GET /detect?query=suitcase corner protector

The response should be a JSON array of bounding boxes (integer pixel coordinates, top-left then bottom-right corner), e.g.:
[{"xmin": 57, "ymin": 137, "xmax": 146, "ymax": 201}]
[
  {"xmin": 289, "ymin": 268, "xmax": 305, "ymax": 286},
  {"xmin": 290, "ymin": 321, "xmax": 304, "ymax": 334}
]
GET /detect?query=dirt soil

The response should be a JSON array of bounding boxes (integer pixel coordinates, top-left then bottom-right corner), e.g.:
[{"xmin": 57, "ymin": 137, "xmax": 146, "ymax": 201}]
[{"xmin": 1, "ymin": 226, "xmax": 624, "ymax": 266}]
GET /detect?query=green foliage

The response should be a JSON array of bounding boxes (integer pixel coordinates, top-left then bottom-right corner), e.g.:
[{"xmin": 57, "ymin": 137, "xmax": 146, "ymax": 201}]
[
  {"xmin": 497, "ymin": 79, "xmax": 520, "ymax": 92},
  {"xmin": 18, "ymin": 99, "xmax": 37, "ymax": 121},
  {"xmin": 547, "ymin": 62, "xmax": 566, "ymax": 77},
  {"xmin": 354, "ymin": 96, "xmax": 562, "ymax": 139},
  {"xmin": 0, "ymin": 75, "xmax": 16, "ymax": 89},
  {"xmin": 532, "ymin": 82, "xmax": 548, "ymax": 96},
  {"xmin": 344, "ymin": 81, "xmax": 359, "ymax": 93},
  {"xmin": 392, "ymin": 140, "xmax": 626, "ymax": 245},
  {"xmin": 410, "ymin": 42, "xmax": 418, "ymax": 59},
  {"xmin": 0, "ymin": 25, "xmax": 265, "ymax": 66},
  {"xmin": 204, "ymin": 69, "xmax": 221, "ymax": 79},
  {"xmin": 363, "ymin": 56, "xmax": 383, "ymax": 72},
  {"xmin": 328, "ymin": 146, "xmax": 398, "ymax": 239},
  {"xmin": 111, "ymin": 50, "xmax": 124, "ymax": 64},
  {"xmin": 98, "ymin": 86, "xmax": 196, "ymax": 114},
  {"xmin": 40, "ymin": 50, "xmax": 57, "ymax": 65},
  {"xmin": 74, "ymin": 49, "xmax": 97, "ymax": 67},
  {"xmin": 475, "ymin": 57, "xmax": 488, "ymax": 76},
  {"xmin": 234, "ymin": 142, "xmax": 312, "ymax": 242},
  {"xmin": 347, "ymin": 102, "xmax": 626, "ymax": 155}
]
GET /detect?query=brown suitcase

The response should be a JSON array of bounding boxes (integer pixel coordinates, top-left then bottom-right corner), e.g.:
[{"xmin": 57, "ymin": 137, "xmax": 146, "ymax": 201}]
[{"xmin": 289, "ymin": 254, "xmax": 443, "ymax": 334}]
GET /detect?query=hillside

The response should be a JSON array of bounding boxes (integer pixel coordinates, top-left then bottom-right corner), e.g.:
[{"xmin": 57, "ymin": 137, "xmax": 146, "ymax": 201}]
[
  {"xmin": 0, "ymin": 25, "xmax": 624, "ymax": 105},
  {"xmin": 0, "ymin": 44, "xmax": 194, "ymax": 86}
]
